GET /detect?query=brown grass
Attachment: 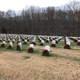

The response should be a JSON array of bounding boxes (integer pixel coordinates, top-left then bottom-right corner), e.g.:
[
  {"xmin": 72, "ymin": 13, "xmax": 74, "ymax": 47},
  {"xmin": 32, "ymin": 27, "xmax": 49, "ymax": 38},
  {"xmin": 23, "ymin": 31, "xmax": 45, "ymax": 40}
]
[{"xmin": 0, "ymin": 46, "xmax": 80, "ymax": 80}]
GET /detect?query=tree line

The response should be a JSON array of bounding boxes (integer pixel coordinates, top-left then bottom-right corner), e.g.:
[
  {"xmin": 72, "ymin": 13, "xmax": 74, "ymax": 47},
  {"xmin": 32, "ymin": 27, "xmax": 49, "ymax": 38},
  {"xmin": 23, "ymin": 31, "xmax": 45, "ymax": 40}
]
[{"xmin": 0, "ymin": 1, "xmax": 80, "ymax": 36}]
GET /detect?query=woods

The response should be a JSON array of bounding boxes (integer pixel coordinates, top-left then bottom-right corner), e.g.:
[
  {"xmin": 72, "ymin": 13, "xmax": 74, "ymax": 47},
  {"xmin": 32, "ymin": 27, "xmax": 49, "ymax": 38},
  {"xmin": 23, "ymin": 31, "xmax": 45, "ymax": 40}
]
[{"xmin": 0, "ymin": 1, "xmax": 80, "ymax": 36}]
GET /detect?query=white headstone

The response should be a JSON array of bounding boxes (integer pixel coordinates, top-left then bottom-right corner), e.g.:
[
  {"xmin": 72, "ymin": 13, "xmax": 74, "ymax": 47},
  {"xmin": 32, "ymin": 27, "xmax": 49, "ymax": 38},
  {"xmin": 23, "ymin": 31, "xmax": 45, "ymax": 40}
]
[
  {"xmin": 12, "ymin": 38, "xmax": 15, "ymax": 42},
  {"xmin": 66, "ymin": 37, "xmax": 69, "ymax": 42},
  {"xmin": 66, "ymin": 41, "xmax": 70, "ymax": 46},
  {"xmin": 52, "ymin": 40, "xmax": 56, "ymax": 44},
  {"xmin": 3, "ymin": 41, "xmax": 6, "ymax": 44},
  {"xmin": 30, "ymin": 44, "xmax": 34, "ymax": 48},
  {"xmin": 45, "ymin": 45, "xmax": 50, "ymax": 52},
  {"xmin": 18, "ymin": 42, "xmax": 22, "ymax": 49},
  {"xmin": 47, "ymin": 39, "xmax": 50, "ymax": 42},
  {"xmin": 9, "ymin": 41, "xmax": 13, "ymax": 47},
  {"xmin": 78, "ymin": 40, "xmax": 80, "ymax": 42},
  {"xmin": 41, "ymin": 40, "xmax": 44, "ymax": 43},
  {"xmin": 8, "ymin": 38, "xmax": 10, "ymax": 41},
  {"xmin": 24, "ymin": 39, "xmax": 27, "ymax": 42}
]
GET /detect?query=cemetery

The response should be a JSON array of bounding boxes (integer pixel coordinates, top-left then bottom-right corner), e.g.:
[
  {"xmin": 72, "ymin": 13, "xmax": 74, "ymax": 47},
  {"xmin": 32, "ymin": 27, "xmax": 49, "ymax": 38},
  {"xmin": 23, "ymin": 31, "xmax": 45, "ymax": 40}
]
[
  {"xmin": 0, "ymin": 34, "xmax": 80, "ymax": 80},
  {"xmin": 0, "ymin": 0, "xmax": 80, "ymax": 80}
]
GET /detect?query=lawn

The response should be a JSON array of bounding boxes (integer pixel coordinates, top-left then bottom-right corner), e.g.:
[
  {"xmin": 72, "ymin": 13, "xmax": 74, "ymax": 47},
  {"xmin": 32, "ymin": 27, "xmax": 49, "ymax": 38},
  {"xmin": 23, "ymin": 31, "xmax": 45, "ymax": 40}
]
[{"xmin": 0, "ymin": 36, "xmax": 80, "ymax": 80}]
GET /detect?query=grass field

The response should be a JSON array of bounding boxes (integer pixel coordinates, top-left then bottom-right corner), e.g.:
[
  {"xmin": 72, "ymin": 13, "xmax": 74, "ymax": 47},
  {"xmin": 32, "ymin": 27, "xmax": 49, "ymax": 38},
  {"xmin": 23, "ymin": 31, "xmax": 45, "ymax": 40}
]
[{"xmin": 0, "ymin": 38, "xmax": 80, "ymax": 80}]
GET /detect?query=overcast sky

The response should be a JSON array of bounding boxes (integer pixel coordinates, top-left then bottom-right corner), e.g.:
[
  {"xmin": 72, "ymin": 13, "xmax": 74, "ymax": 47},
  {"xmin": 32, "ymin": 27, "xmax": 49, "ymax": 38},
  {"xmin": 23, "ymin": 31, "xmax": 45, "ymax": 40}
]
[{"xmin": 0, "ymin": 0, "xmax": 80, "ymax": 11}]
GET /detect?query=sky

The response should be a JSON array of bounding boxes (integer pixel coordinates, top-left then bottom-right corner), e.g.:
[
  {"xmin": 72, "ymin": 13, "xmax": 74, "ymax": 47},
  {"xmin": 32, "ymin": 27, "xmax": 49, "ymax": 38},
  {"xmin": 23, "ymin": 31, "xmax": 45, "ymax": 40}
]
[{"xmin": 0, "ymin": 0, "xmax": 80, "ymax": 11}]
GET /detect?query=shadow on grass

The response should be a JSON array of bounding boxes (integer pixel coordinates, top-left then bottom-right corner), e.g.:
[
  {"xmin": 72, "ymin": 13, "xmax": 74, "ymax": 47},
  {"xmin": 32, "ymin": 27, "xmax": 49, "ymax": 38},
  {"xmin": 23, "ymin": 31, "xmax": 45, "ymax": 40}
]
[
  {"xmin": 0, "ymin": 47, "xmax": 27, "ymax": 53},
  {"xmin": 49, "ymin": 53, "xmax": 80, "ymax": 62},
  {"xmin": 27, "ymin": 49, "xmax": 42, "ymax": 55},
  {"xmin": 70, "ymin": 48, "xmax": 80, "ymax": 51}
]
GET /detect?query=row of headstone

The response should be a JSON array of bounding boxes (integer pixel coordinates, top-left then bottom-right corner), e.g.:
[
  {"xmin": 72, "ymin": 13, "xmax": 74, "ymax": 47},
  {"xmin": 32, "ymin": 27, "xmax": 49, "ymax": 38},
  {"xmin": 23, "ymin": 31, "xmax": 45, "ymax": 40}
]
[
  {"xmin": 0, "ymin": 34, "xmax": 34, "ymax": 51},
  {"xmin": 37, "ymin": 36, "xmax": 63, "ymax": 47},
  {"xmin": 30, "ymin": 36, "xmax": 36, "ymax": 45},
  {"xmin": 0, "ymin": 34, "xmax": 6, "ymax": 41},
  {"xmin": 64, "ymin": 37, "xmax": 71, "ymax": 49},
  {"xmin": 0, "ymin": 34, "xmax": 80, "ymax": 52},
  {"xmin": 27, "ymin": 43, "xmax": 50, "ymax": 56},
  {"xmin": 69, "ymin": 37, "xmax": 80, "ymax": 45}
]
